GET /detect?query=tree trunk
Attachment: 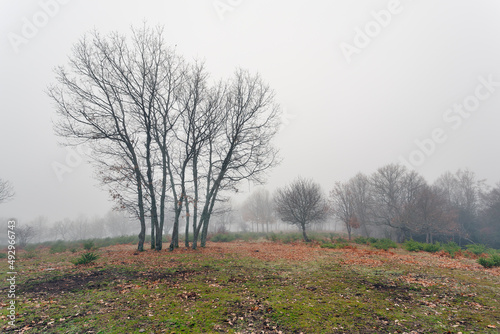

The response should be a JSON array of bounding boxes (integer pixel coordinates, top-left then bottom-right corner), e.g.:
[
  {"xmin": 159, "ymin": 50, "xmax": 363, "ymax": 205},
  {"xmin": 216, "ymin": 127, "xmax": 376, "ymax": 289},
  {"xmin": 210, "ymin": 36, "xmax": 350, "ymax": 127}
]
[
  {"xmin": 301, "ymin": 223, "xmax": 310, "ymax": 242},
  {"xmin": 185, "ymin": 197, "xmax": 190, "ymax": 248},
  {"xmin": 150, "ymin": 218, "xmax": 155, "ymax": 249}
]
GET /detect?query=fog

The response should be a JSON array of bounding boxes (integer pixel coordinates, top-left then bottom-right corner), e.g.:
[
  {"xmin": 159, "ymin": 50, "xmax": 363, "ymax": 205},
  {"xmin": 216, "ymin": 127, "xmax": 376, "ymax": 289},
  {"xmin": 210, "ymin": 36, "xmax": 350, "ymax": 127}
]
[{"xmin": 1, "ymin": 0, "xmax": 500, "ymax": 226}]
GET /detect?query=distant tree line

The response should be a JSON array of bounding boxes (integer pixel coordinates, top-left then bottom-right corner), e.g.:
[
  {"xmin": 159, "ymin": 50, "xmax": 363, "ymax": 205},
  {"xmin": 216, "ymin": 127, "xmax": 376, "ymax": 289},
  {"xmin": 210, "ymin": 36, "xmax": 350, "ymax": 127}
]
[
  {"xmin": 239, "ymin": 164, "xmax": 499, "ymax": 249},
  {"xmin": 329, "ymin": 164, "xmax": 499, "ymax": 248}
]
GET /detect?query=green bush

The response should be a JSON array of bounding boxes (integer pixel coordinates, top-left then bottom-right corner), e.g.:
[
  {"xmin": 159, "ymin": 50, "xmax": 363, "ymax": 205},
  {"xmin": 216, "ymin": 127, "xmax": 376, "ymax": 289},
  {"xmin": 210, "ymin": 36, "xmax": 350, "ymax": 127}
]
[
  {"xmin": 466, "ymin": 244, "xmax": 488, "ymax": 255},
  {"xmin": 372, "ymin": 238, "xmax": 397, "ymax": 251},
  {"xmin": 72, "ymin": 252, "xmax": 100, "ymax": 265},
  {"xmin": 368, "ymin": 237, "xmax": 378, "ymax": 244},
  {"xmin": 211, "ymin": 233, "xmax": 236, "ymax": 243},
  {"xmin": 442, "ymin": 242, "xmax": 461, "ymax": 258},
  {"xmin": 404, "ymin": 240, "xmax": 424, "ymax": 252},
  {"xmin": 50, "ymin": 241, "xmax": 67, "ymax": 254},
  {"xmin": 354, "ymin": 236, "xmax": 369, "ymax": 245},
  {"xmin": 477, "ymin": 254, "xmax": 500, "ymax": 268},
  {"xmin": 0, "ymin": 253, "xmax": 7, "ymax": 259},
  {"xmin": 423, "ymin": 242, "xmax": 442, "ymax": 253}
]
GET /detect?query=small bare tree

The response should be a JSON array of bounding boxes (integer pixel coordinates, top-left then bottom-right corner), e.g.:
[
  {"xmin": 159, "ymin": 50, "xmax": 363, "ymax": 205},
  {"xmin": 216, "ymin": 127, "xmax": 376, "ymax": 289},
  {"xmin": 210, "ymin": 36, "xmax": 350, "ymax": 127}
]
[
  {"xmin": 0, "ymin": 179, "xmax": 15, "ymax": 204},
  {"xmin": 274, "ymin": 178, "xmax": 329, "ymax": 242},
  {"xmin": 329, "ymin": 182, "xmax": 359, "ymax": 240},
  {"xmin": 17, "ymin": 225, "xmax": 36, "ymax": 248}
]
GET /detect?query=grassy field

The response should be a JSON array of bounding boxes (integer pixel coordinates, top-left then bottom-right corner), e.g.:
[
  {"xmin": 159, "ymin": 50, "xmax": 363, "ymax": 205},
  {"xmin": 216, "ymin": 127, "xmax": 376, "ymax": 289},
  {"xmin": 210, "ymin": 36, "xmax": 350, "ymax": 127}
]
[{"xmin": 1, "ymin": 237, "xmax": 499, "ymax": 333}]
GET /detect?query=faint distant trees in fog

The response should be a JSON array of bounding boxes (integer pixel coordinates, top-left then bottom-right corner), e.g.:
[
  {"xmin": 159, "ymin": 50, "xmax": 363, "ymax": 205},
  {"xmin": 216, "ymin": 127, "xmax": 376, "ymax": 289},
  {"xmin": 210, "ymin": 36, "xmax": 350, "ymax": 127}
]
[
  {"xmin": 327, "ymin": 164, "xmax": 498, "ymax": 248},
  {"xmin": 241, "ymin": 188, "xmax": 275, "ymax": 233},
  {"xmin": 50, "ymin": 211, "xmax": 136, "ymax": 241},
  {"xmin": 0, "ymin": 178, "xmax": 15, "ymax": 204}
]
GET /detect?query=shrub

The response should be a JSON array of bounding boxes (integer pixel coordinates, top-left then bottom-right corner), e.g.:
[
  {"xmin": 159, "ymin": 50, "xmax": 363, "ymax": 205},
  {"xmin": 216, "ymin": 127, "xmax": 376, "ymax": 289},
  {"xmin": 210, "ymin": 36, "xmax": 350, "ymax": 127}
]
[
  {"xmin": 50, "ymin": 241, "xmax": 67, "ymax": 254},
  {"xmin": 354, "ymin": 236, "xmax": 369, "ymax": 245},
  {"xmin": 0, "ymin": 253, "xmax": 7, "ymax": 259},
  {"xmin": 477, "ymin": 254, "xmax": 500, "ymax": 268},
  {"xmin": 466, "ymin": 244, "xmax": 488, "ymax": 255},
  {"xmin": 372, "ymin": 238, "xmax": 397, "ymax": 251},
  {"xmin": 211, "ymin": 233, "xmax": 236, "ymax": 243},
  {"xmin": 442, "ymin": 242, "xmax": 461, "ymax": 258},
  {"xmin": 423, "ymin": 242, "xmax": 441, "ymax": 253},
  {"xmin": 404, "ymin": 240, "xmax": 424, "ymax": 252},
  {"xmin": 368, "ymin": 237, "xmax": 378, "ymax": 244},
  {"xmin": 72, "ymin": 252, "xmax": 99, "ymax": 265}
]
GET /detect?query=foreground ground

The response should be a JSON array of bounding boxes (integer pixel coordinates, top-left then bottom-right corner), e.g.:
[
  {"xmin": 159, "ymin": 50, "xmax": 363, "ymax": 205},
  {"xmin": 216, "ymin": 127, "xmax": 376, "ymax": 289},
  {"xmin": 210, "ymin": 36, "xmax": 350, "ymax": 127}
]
[{"xmin": 1, "ymin": 239, "xmax": 499, "ymax": 333}]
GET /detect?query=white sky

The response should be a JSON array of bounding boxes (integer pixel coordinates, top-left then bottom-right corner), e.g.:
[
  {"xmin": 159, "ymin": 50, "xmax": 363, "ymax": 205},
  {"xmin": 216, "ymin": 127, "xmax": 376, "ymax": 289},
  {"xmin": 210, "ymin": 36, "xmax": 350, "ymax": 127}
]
[{"xmin": 1, "ymin": 0, "xmax": 500, "ymax": 224}]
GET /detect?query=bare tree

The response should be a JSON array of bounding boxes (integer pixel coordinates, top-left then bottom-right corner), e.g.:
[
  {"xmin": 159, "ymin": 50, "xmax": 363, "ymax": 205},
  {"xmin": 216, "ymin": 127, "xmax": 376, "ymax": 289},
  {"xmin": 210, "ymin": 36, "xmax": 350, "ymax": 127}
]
[
  {"xmin": 274, "ymin": 178, "xmax": 329, "ymax": 242},
  {"xmin": 191, "ymin": 69, "xmax": 281, "ymax": 249},
  {"xmin": 414, "ymin": 185, "xmax": 458, "ymax": 243},
  {"xmin": 348, "ymin": 173, "xmax": 374, "ymax": 237},
  {"xmin": 17, "ymin": 225, "xmax": 36, "ymax": 248},
  {"xmin": 370, "ymin": 164, "xmax": 426, "ymax": 242},
  {"xmin": 478, "ymin": 183, "xmax": 500, "ymax": 249},
  {"xmin": 329, "ymin": 182, "xmax": 359, "ymax": 240},
  {"xmin": 434, "ymin": 169, "xmax": 485, "ymax": 245},
  {"xmin": 49, "ymin": 26, "xmax": 186, "ymax": 251},
  {"xmin": 0, "ymin": 179, "xmax": 15, "ymax": 204}
]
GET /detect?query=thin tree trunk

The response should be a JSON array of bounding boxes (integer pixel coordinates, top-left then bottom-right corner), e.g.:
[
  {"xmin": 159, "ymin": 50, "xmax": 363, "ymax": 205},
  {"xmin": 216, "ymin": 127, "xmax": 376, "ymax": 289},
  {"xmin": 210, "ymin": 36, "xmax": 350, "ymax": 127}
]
[
  {"xmin": 301, "ymin": 223, "xmax": 310, "ymax": 242},
  {"xmin": 185, "ymin": 197, "xmax": 190, "ymax": 248}
]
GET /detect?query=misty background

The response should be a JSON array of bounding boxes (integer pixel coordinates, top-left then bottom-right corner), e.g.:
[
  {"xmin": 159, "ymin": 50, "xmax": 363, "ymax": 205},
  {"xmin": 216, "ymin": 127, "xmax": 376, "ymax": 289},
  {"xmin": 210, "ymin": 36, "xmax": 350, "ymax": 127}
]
[{"xmin": 1, "ymin": 0, "xmax": 500, "ymax": 230}]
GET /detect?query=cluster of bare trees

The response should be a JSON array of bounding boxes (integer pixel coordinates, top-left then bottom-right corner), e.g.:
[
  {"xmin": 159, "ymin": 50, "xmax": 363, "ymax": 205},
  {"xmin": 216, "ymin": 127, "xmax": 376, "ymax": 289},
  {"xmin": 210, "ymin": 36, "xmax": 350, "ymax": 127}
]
[
  {"xmin": 49, "ymin": 26, "xmax": 280, "ymax": 251},
  {"xmin": 239, "ymin": 164, "xmax": 499, "ymax": 248},
  {"xmin": 330, "ymin": 164, "xmax": 498, "ymax": 246}
]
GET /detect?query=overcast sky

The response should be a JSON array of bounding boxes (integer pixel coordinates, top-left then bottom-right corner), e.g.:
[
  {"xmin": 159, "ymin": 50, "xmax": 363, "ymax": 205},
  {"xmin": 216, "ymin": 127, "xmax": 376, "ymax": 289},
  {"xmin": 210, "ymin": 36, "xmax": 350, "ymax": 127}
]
[{"xmin": 1, "ymin": 0, "xmax": 500, "ymax": 224}]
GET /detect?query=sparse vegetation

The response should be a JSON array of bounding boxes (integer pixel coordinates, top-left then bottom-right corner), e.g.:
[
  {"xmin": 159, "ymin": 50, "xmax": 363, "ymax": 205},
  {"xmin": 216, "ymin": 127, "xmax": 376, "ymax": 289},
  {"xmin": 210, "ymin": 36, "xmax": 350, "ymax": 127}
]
[
  {"xmin": 49, "ymin": 241, "xmax": 67, "ymax": 254},
  {"xmin": 3, "ymin": 238, "xmax": 499, "ymax": 333}
]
